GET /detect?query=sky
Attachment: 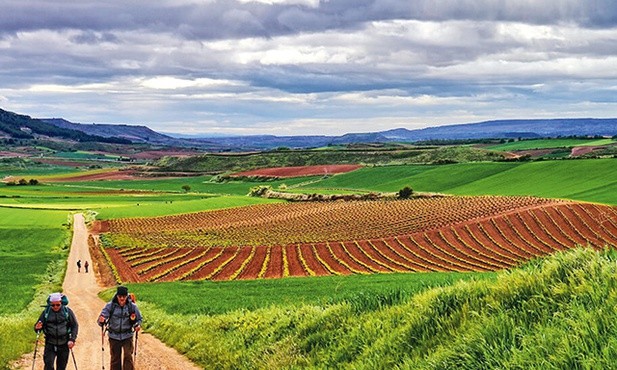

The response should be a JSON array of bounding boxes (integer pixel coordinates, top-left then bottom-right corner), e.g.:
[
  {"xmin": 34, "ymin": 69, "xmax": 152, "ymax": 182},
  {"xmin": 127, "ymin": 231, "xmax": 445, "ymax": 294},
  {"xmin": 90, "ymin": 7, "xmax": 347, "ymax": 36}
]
[{"xmin": 1, "ymin": 0, "xmax": 617, "ymax": 136}]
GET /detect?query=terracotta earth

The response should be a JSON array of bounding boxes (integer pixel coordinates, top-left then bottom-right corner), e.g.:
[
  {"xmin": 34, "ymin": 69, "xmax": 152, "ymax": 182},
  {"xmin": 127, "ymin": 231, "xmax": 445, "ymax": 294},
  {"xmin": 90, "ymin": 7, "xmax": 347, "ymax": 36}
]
[{"xmin": 14, "ymin": 214, "xmax": 201, "ymax": 370}]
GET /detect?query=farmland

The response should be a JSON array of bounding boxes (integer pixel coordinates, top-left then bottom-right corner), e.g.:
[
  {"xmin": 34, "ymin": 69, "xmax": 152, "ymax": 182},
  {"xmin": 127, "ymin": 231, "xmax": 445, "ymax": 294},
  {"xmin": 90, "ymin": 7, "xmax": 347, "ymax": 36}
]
[
  {"xmin": 96, "ymin": 195, "xmax": 617, "ymax": 283},
  {"xmin": 4, "ymin": 153, "xmax": 617, "ymax": 368},
  {"xmin": 0, "ymin": 207, "xmax": 70, "ymax": 367}
]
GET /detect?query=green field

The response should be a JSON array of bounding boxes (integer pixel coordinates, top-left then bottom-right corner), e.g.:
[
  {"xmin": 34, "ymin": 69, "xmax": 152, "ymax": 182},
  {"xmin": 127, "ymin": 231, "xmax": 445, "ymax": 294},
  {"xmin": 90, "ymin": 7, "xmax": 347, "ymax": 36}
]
[
  {"xmin": 4, "ymin": 156, "xmax": 617, "ymax": 368},
  {"xmin": 306, "ymin": 159, "xmax": 617, "ymax": 204},
  {"xmin": 110, "ymin": 271, "xmax": 493, "ymax": 316},
  {"xmin": 0, "ymin": 207, "xmax": 70, "ymax": 368},
  {"xmin": 486, "ymin": 138, "xmax": 615, "ymax": 151}
]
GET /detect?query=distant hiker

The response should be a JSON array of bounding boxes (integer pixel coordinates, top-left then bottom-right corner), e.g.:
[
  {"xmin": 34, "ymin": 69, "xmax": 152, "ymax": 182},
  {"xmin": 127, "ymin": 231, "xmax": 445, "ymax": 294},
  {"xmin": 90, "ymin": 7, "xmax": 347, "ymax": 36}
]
[
  {"xmin": 76, "ymin": 260, "xmax": 81, "ymax": 273},
  {"xmin": 84, "ymin": 260, "xmax": 89, "ymax": 273},
  {"xmin": 34, "ymin": 292, "xmax": 79, "ymax": 370},
  {"xmin": 98, "ymin": 286, "xmax": 142, "ymax": 370}
]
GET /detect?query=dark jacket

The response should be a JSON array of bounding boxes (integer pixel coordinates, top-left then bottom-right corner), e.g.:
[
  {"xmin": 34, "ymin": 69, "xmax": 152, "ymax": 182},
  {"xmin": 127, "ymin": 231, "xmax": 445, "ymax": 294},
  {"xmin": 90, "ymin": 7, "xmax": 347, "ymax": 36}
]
[
  {"xmin": 35, "ymin": 306, "xmax": 79, "ymax": 346},
  {"xmin": 98, "ymin": 295, "xmax": 143, "ymax": 341}
]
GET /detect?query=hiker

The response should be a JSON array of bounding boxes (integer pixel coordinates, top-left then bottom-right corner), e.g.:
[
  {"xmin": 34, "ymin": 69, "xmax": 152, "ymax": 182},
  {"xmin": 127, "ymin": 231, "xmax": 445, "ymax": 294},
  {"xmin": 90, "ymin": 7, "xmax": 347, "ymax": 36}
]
[
  {"xmin": 34, "ymin": 292, "xmax": 79, "ymax": 370},
  {"xmin": 84, "ymin": 260, "xmax": 89, "ymax": 273},
  {"xmin": 98, "ymin": 286, "xmax": 142, "ymax": 370},
  {"xmin": 76, "ymin": 259, "xmax": 81, "ymax": 273}
]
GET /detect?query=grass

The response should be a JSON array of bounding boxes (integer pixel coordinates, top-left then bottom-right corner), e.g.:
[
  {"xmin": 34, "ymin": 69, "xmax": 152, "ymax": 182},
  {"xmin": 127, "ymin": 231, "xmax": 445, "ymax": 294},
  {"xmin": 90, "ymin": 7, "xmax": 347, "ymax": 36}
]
[
  {"xmin": 0, "ymin": 207, "xmax": 70, "ymax": 369},
  {"xmin": 308, "ymin": 159, "xmax": 617, "ymax": 204},
  {"xmin": 53, "ymin": 175, "xmax": 317, "ymax": 196},
  {"xmin": 137, "ymin": 248, "xmax": 617, "ymax": 369},
  {"xmin": 0, "ymin": 207, "xmax": 70, "ymax": 313},
  {"xmin": 0, "ymin": 182, "xmax": 281, "ymax": 219},
  {"xmin": 486, "ymin": 138, "xmax": 615, "ymax": 151},
  {"xmin": 107, "ymin": 271, "xmax": 493, "ymax": 316}
]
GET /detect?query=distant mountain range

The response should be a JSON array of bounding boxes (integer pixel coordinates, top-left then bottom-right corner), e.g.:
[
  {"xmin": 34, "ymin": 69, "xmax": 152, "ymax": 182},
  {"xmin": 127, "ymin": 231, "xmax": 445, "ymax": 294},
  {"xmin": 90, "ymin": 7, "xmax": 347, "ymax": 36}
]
[{"xmin": 1, "ymin": 107, "xmax": 616, "ymax": 151}]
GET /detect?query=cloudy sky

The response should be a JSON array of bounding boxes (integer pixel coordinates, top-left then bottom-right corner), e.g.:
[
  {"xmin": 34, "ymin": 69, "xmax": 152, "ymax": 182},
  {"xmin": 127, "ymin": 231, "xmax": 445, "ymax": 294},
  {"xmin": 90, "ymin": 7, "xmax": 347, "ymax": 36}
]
[{"xmin": 1, "ymin": 0, "xmax": 617, "ymax": 136}]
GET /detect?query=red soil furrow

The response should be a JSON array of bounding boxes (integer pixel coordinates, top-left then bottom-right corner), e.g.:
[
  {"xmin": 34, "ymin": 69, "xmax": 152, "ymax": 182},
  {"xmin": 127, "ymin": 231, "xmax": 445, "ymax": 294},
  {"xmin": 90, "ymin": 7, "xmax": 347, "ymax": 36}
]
[
  {"xmin": 124, "ymin": 248, "xmax": 168, "ymax": 264},
  {"xmin": 284, "ymin": 244, "xmax": 310, "ymax": 277},
  {"xmin": 505, "ymin": 213, "xmax": 558, "ymax": 254},
  {"xmin": 400, "ymin": 234, "xmax": 474, "ymax": 272},
  {"xmin": 491, "ymin": 217, "xmax": 547, "ymax": 257},
  {"xmin": 298, "ymin": 244, "xmax": 334, "ymax": 276},
  {"xmin": 361, "ymin": 240, "xmax": 417, "ymax": 272},
  {"xmin": 437, "ymin": 229, "xmax": 510, "ymax": 270},
  {"xmin": 576, "ymin": 205, "xmax": 617, "ymax": 245},
  {"xmin": 425, "ymin": 231, "xmax": 494, "ymax": 271},
  {"xmin": 561, "ymin": 205, "xmax": 614, "ymax": 247},
  {"xmin": 580, "ymin": 205, "xmax": 617, "ymax": 242},
  {"xmin": 107, "ymin": 248, "xmax": 143, "ymax": 283},
  {"xmin": 207, "ymin": 247, "xmax": 242, "ymax": 281},
  {"xmin": 161, "ymin": 248, "xmax": 211, "ymax": 281},
  {"xmin": 527, "ymin": 208, "xmax": 579, "ymax": 249},
  {"xmin": 237, "ymin": 246, "xmax": 268, "ymax": 279},
  {"xmin": 549, "ymin": 206, "xmax": 597, "ymax": 247},
  {"xmin": 149, "ymin": 248, "xmax": 210, "ymax": 282},
  {"xmin": 449, "ymin": 226, "xmax": 517, "ymax": 267},
  {"xmin": 516, "ymin": 211, "xmax": 567, "ymax": 252},
  {"xmin": 139, "ymin": 248, "xmax": 194, "ymax": 281},
  {"xmin": 190, "ymin": 247, "xmax": 239, "ymax": 280},
  {"xmin": 372, "ymin": 238, "xmax": 437, "ymax": 272},
  {"xmin": 479, "ymin": 219, "xmax": 537, "ymax": 260},
  {"xmin": 313, "ymin": 242, "xmax": 353, "ymax": 275},
  {"xmin": 211, "ymin": 246, "xmax": 255, "ymax": 281},
  {"xmin": 533, "ymin": 207, "xmax": 583, "ymax": 248},
  {"xmin": 466, "ymin": 223, "xmax": 527, "ymax": 262},
  {"xmin": 264, "ymin": 245, "xmax": 284, "ymax": 278},
  {"xmin": 131, "ymin": 248, "xmax": 181, "ymax": 268},
  {"xmin": 390, "ymin": 235, "xmax": 459, "ymax": 271},
  {"xmin": 342, "ymin": 241, "xmax": 393, "ymax": 273},
  {"xmin": 118, "ymin": 246, "xmax": 146, "ymax": 258},
  {"xmin": 589, "ymin": 204, "xmax": 617, "ymax": 240},
  {"xmin": 328, "ymin": 242, "xmax": 374, "ymax": 274},
  {"xmin": 179, "ymin": 247, "xmax": 225, "ymax": 281}
]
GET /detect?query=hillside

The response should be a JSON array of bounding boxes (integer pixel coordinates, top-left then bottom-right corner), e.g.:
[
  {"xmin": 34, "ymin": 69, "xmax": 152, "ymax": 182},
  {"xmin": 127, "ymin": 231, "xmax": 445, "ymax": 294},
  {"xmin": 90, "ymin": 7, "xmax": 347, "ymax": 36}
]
[
  {"xmin": 42, "ymin": 118, "xmax": 175, "ymax": 144},
  {"xmin": 0, "ymin": 108, "xmax": 130, "ymax": 144},
  {"xmin": 4, "ymin": 107, "xmax": 617, "ymax": 151},
  {"xmin": 154, "ymin": 146, "xmax": 506, "ymax": 173}
]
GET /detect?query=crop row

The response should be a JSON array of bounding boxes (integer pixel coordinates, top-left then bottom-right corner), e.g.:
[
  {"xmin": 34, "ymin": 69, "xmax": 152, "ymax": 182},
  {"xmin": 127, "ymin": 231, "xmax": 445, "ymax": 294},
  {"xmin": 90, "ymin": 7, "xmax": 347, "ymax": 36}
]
[
  {"xmin": 100, "ymin": 201, "xmax": 617, "ymax": 282},
  {"xmin": 98, "ymin": 196, "xmax": 563, "ymax": 249}
]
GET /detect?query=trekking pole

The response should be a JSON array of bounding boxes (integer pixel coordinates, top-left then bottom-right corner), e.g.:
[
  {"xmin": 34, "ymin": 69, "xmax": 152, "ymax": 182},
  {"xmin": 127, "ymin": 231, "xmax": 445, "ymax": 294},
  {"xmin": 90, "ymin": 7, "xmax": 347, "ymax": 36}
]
[
  {"xmin": 101, "ymin": 325, "xmax": 106, "ymax": 370},
  {"xmin": 134, "ymin": 331, "xmax": 139, "ymax": 365},
  {"xmin": 70, "ymin": 348, "xmax": 78, "ymax": 370},
  {"xmin": 32, "ymin": 331, "xmax": 41, "ymax": 370}
]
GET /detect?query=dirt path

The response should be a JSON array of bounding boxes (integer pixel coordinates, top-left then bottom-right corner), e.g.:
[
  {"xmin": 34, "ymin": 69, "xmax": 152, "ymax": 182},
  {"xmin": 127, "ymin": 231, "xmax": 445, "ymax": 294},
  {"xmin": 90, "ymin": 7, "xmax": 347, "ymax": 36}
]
[{"xmin": 17, "ymin": 213, "xmax": 201, "ymax": 370}]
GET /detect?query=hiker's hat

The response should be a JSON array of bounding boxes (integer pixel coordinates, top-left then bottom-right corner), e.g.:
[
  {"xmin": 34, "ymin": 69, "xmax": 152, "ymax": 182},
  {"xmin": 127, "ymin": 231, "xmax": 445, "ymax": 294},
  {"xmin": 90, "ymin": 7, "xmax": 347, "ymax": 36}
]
[
  {"xmin": 116, "ymin": 286, "xmax": 128, "ymax": 296},
  {"xmin": 49, "ymin": 292, "xmax": 63, "ymax": 302}
]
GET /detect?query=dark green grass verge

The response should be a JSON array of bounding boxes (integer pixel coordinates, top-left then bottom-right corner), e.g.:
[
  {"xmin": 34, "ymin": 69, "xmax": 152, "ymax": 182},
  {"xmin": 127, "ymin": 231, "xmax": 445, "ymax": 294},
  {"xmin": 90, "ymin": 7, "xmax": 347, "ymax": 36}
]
[{"xmin": 103, "ymin": 271, "xmax": 494, "ymax": 316}]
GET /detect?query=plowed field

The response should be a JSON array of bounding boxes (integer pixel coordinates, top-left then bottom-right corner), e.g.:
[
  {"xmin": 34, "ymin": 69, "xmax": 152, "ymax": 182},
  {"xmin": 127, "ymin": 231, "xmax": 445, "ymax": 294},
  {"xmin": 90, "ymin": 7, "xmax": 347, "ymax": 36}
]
[{"xmin": 94, "ymin": 196, "xmax": 617, "ymax": 282}]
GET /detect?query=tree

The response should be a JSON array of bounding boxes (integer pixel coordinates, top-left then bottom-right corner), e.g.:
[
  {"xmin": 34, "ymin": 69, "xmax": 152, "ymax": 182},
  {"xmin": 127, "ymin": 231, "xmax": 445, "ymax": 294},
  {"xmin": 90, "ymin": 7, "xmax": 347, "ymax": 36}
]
[
  {"xmin": 181, "ymin": 185, "xmax": 191, "ymax": 193},
  {"xmin": 397, "ymin": 186, "xmax": 413, "ymax": 199}
]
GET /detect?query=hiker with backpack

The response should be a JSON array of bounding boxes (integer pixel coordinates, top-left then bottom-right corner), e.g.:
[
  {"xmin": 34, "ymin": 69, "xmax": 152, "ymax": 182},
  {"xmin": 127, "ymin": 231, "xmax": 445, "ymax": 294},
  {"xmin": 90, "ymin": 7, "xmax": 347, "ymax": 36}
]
[
  {"xmin": 98, "ymin": 286, "xmax": 142, "ymax": 370},
  {"xmin": 34, "ymin": 292, "xmax": 79, "ymax": 370}
]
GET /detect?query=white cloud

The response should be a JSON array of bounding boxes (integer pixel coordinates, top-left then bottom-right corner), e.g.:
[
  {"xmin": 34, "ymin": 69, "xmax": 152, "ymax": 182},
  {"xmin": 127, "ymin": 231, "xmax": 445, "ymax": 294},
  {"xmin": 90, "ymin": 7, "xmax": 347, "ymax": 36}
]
[{"xmin": 2, "ymin": 1, "xmax": 617, "ymax": 136}]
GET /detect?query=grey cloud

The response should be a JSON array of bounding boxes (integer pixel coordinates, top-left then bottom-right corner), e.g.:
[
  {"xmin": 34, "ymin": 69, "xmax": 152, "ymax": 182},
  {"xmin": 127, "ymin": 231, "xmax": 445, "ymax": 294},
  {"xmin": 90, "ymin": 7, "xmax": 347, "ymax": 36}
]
[
  {"xmin": 71, "ymin": 31, "xmax": 119, "ymax": 45},
  {"xmin": 2, "ymin": 1, "xmax": 616, "ymax": 40}
]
